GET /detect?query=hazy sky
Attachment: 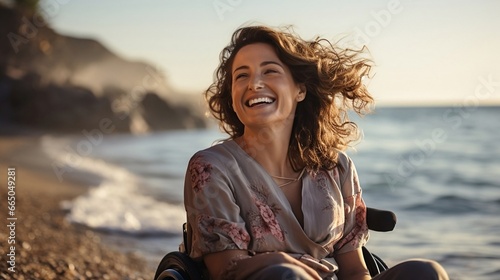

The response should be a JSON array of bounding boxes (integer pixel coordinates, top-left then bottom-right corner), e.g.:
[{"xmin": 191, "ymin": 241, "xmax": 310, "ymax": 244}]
[{"xmin": 41, "ymin": 0, "xmax": 500, "ymax": 105}]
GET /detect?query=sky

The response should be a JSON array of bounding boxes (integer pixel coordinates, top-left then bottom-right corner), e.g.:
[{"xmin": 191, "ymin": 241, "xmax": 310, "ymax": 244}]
[{"xmin": 33, "ymin": 0, "xmax": 500, "ymax": 105}]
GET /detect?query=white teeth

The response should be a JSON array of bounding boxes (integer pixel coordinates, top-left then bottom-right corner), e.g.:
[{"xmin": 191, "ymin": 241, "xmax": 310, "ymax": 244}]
[{"xmin": 248, "ymin": 97, "xmax": 274, "ymax": 107}]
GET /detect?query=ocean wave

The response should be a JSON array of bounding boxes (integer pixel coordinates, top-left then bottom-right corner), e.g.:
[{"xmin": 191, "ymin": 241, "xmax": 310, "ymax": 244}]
[
  {"xmin": 136, "ymin": 170, "xmax": 183, "ymax": 180},
  {"xmin": 443, "ymin": 174, "xmax": 500, "ymax": 189},
  {"xmin": 442, "ymin": 252, "xmax": 500, "ymax": 261},
  {"xmin": 41, "ymin": 135, "xmax": 186, "ymax": 236},
  {"xmin": 403, "ymin": 194, "xmax": 499, "ymax": 215}
]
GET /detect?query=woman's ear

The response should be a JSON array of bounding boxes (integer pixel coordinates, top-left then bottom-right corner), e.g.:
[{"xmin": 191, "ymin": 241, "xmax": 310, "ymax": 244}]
[{"xmin": 297, "ymin": 84, "xmax": 307, "ymax": 102}]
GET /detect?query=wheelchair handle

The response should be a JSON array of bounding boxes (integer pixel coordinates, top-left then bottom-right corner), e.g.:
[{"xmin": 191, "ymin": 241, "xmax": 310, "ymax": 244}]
[{"xmin": 366, "ymin": 207, "xmax": 397, "ymax": 232}]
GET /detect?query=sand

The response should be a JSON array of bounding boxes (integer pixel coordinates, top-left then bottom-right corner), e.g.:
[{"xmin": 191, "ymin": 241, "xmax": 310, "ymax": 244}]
[{"xmin": 0, "ymin": 136, "xmax": 155, "ymax": 279}]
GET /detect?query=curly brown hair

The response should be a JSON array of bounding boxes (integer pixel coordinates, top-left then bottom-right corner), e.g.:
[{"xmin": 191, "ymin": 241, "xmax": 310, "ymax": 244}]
[{"xmin": 205, "ymin": 25, "xmax": 374, "ymax": 171}]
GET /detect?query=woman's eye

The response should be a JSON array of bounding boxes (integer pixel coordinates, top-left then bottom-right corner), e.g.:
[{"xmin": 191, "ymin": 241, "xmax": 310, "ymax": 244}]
[
  {"xmin": 265, "ymin": 69, "xmax": 279, "ymax": 74},
  {"xmin": 234, "ymin": 73, "xmax": 247, "ymax": 80}
]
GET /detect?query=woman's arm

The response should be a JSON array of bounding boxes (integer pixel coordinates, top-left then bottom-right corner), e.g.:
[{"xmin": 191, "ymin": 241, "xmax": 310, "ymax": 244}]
[
  {"xmin": 204, "ymin": 249, "xmax": 324, "ymax": 280},
  {"xmin": 335, "ymin": 247, "xmax": 371, "ymax": 280}
]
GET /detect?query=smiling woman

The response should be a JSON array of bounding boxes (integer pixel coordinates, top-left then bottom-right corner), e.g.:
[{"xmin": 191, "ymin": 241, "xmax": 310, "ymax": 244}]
[
  {"xmin": 230, "ymin": 43, "xmax": 305, "ymax": 135},
  {"xmin": 182, "ymin": 25, "xmax": 449, "ymax": 280},
  {"xmin": 206, "ymin": 25, "xmax": 373, "ymax": 171}
]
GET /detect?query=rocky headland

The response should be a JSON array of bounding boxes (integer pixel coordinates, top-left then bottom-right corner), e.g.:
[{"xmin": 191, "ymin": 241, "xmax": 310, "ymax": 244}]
[{"xmin": 0, "ymin": 4, "xmax": 208, "ymax": 135}]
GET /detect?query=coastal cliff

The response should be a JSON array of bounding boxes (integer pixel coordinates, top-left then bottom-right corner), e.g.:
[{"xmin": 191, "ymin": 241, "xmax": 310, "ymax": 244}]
[{"xmin": 0, "ymin": 4, "xmax": 208, "ymax": 134}]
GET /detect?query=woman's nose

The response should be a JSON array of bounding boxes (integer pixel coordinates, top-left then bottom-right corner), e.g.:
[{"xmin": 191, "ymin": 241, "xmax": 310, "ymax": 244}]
[{"xmin": 248, "ymin": 74, "xmax": 264, "ymax": 91}]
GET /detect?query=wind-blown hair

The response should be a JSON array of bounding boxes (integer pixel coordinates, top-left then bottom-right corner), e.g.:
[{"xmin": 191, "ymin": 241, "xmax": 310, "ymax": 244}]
[{"xmin": 205, "ymin": 25, "xmax": 374, "ymax": 171}]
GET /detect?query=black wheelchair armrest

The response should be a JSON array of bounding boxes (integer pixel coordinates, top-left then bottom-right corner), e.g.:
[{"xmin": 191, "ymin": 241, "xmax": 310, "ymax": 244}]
[{"xmin": 366, "ymin": 207, "xmax": 397, "ymax": 232}]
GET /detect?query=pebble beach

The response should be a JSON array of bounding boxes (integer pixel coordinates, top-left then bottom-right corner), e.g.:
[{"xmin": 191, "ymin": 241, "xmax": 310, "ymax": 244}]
[{"xmin": 0, "ymin": 136, "xmax": 155, "ymax": 280}]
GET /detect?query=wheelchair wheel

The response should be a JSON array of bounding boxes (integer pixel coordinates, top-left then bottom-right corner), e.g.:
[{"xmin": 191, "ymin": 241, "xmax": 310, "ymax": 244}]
[
  {"xmin": 362, "ymin": 246, "xmax": 389, "ymax": 277},
  {"xmin": 155, "ymin": 269, "xmax": 185, "ymax": 280},
  {"xmin": 154, "ymin": 251, "xmax": 205, "ymax": 280}
]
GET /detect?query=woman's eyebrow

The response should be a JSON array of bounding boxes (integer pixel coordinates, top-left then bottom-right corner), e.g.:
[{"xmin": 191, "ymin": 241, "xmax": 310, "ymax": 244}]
[
  {"xmin": 233, "ymin": 65, "xmax": 249, "ymax": 74},
  {"xmin": 261, "ymin": 61, "xmax": 283, "ymax": 68},
  {"xmin": 233, "ymin": 61, "xmax": 283, "ymax": 74}
]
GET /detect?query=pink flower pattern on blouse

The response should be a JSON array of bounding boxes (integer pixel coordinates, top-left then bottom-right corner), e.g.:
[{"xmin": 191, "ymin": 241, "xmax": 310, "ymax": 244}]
[
  {"xmin": 189, "ymin": 155, "xmax": 212, "ymax": 193},
  {"xmin": 314, "ymin": 170, "xmax": 336, "ymax": 211},
  {"xmin": 334, "ymin": 193, "xmax": 368, "ymax": 250},
  {"xmin": 247, "ymin": 185, "xmax": 285, "ymax": 242},
  {"xmin": 198, "ymin": 214, "xmax": 251, "ymax": 250}
]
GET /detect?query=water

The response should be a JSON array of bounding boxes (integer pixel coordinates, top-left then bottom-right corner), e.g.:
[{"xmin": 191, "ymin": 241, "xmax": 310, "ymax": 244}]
[{"xmin": 40, "ymin": 106, "xmax": 500, "ymax": 279}]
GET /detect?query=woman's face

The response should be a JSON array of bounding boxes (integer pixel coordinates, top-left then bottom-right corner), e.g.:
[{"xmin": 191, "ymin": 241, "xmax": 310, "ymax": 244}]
[{"xmin": 230, "ymin": 43, "xmax": 305, "ymax": 130}]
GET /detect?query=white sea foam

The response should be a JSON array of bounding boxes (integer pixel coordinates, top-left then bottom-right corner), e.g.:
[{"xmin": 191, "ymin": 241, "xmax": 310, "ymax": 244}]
[{"xmin": 41, "ymin": 135, "xmax": 185, "ymax": 235}]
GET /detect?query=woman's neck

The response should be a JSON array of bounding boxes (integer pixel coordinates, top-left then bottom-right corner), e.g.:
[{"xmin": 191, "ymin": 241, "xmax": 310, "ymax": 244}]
[{"xmin": 236, "ymin": 123, "xmax": 297, "ymax": 178}]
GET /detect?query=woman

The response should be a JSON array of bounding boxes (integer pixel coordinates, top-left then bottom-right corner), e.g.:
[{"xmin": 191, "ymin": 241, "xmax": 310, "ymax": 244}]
[{"xmin": 183, "ymin": 25, "xmax": 448, "ymax": 280}]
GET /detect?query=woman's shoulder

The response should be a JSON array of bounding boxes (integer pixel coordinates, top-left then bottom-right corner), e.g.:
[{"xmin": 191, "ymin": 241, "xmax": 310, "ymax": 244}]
[
  {"xmin": 335, "ymin": 150, "xmax": 354, "ymax": 171},
  {"xmin": 332, "ymin": 151, "xmax": 360, "ymax": 184},
  {"xmin": 189, "ymin": 140, "xmax": 240, "ymax": 166}
]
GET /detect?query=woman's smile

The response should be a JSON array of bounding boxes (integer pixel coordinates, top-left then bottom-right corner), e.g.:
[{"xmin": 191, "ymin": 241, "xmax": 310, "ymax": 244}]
[
  {"xmin": 231, "ymin": 43, "xmax": 303, "ymax": 127},
  {"xmin": 246, "ymin": 96, "xmax": 276, "ymax": 107}
]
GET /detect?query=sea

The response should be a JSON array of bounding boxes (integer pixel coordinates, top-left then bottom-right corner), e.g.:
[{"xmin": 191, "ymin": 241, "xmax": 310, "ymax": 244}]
[{"xmin": 38, "ymin": 106, "xmax": 500, "ymax": 280}]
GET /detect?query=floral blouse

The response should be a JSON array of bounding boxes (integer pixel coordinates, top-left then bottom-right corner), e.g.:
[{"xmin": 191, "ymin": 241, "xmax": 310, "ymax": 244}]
[{"xmin": 183, "ymin": 140, "xmax": 369, "ymax": 279}]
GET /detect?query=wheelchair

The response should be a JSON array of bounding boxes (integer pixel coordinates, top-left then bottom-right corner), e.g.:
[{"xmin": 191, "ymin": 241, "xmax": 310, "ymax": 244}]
[{"xmin": 154, "ymin": 207, "xmax": 396, "ymax": 280}]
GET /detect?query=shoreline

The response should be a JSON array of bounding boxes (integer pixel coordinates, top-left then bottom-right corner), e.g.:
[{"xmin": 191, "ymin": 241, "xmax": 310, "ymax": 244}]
[{"xmin": 0, "ymin": 136, "xmax": 155, "ymax": 279}]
